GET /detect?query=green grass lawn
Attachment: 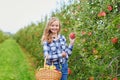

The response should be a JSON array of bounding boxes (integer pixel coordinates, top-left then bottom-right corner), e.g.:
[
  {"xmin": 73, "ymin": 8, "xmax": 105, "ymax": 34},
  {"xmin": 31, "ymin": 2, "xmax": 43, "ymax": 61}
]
[{"xmin": 0, "ymin": 38, "xmax": 36, "ymax": 80}]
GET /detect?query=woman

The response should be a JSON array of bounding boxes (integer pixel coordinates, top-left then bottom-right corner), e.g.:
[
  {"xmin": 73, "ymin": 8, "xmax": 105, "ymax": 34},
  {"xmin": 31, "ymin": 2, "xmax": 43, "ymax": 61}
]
[{"xmin": 41, "ymin": 17, "xmax": 75, "ymax": 80}]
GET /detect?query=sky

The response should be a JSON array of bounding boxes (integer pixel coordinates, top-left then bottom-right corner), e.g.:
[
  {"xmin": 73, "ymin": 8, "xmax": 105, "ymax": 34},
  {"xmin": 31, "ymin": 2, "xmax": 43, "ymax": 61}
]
[{"xmin": 0, "ymin": 0, "xmax": 61, "ymax": 33}]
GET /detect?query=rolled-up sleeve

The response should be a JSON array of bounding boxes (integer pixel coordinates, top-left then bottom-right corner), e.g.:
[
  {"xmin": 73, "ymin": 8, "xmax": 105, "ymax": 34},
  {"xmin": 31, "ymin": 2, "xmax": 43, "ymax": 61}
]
[
  {"xmin": 66, "ymin": 44, "xmax": 73, "ymax": 56},
  {"xmin": 62, "ymin": 36, "xmax": 73, "ymax": 56}
]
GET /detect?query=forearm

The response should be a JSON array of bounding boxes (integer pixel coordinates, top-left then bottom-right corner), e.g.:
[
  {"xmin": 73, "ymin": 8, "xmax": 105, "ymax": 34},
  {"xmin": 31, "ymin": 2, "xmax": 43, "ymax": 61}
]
[{"xmin": 65, "ymin": 44, "xmax": 73, "ymax": 56}]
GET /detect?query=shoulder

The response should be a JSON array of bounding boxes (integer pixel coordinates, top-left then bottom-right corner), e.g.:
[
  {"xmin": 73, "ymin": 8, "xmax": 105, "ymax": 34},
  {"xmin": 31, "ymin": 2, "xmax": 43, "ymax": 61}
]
[{"xmin": 42, "ymin": 41, "xmax": 49, "ymax": 45}]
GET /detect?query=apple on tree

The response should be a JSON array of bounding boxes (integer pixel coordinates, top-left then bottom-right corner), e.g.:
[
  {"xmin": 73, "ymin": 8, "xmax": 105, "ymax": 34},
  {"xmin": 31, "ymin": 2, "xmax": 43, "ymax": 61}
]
[
  {"xmin": 112, "ymin": 77, "xmax": 118, "ymax": 80},
  {"xmin": 68, "ymin": 68, "xmax": 72, "ymax": 75},
  {"xmin": 98, "ymin": 11, "xmax": 106, "ymax": 17},
  {"xmin": 111, "ymin": 37, "xmax": 118, "ymax": 44},
  {"xmin": 107, "ymin": 5, "xmax": 113, "ymax": 11}
]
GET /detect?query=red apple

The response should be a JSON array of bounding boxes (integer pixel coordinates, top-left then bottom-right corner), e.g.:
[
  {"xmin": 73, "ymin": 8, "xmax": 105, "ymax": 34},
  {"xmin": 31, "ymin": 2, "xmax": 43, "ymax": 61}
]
[
  {"xmin": 112, "ymin": 77, "xmax": 118, "ymax": 80},
  {"xmin": 111, "ymin": 37, "xmax": 118, "ymax": 44},
  {"xmin": 68, "ymin": 68, "xmax": 72, "ymax": 75},
  {"xmin": 69, "ymin": 32, "xmax": 76, "ymax": 39},
  {"xmin": 98, "ymin": 11, "xmax": 106, "ymax": 17},
  {"xmin": 55, "ymin": 69, "xmax": 61, "ymax": 73},
  {"xmin": 108, "ymin": 5, "xmax": 113, "ymax": 11}
]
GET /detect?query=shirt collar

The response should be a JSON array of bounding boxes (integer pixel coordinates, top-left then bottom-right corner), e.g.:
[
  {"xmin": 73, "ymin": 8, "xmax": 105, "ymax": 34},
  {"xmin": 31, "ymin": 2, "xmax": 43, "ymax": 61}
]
[{"xmin": 53, "ymin": 34, "xmax": 61, "ymax": 41}]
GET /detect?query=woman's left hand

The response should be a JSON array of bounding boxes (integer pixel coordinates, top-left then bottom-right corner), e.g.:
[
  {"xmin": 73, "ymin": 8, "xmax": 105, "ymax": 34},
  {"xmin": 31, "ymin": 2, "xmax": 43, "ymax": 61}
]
[{"xmin": 69, "ymin": 38, "xmax": 75, "ymax": 45}]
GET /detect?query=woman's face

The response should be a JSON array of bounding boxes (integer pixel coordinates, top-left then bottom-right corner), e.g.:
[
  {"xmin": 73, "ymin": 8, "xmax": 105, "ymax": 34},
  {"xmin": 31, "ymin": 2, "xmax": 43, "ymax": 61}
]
[{"xmin": 49, "ymin": 21, "xmax": 60, "ymax": 34}]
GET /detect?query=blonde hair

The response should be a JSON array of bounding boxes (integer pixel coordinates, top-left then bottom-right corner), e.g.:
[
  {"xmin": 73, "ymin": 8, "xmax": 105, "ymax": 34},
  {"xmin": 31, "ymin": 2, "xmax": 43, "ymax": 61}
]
[{"xmin": 41, "ymin": 17, "xmax": 61, "ymax": 43}]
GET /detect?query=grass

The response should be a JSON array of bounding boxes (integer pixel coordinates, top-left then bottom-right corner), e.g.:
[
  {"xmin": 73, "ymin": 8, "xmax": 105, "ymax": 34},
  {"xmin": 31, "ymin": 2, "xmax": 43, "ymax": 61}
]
[{"xmin": 0, "ymin": 38, "xmax": 36, "ymax": 80}]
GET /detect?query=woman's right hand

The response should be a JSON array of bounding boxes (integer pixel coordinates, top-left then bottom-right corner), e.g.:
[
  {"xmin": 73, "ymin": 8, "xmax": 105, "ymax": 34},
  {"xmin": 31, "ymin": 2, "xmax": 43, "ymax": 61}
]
[{"xmin": 62, "ymin": 51, "xmax": 67, "ymax": 57}]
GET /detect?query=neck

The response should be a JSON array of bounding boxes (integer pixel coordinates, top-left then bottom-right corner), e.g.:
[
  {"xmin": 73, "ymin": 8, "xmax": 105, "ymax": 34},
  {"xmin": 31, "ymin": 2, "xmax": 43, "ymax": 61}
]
[{"xmin": 52, "ymin": 33, "xmax": 58, "ymax": 39}]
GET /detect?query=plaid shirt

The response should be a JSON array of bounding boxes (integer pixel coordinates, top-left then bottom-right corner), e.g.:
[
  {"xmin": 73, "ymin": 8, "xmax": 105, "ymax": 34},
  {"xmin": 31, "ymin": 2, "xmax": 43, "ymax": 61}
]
[{"xmin": 43, "ymin": 34, "xmax": 73, "ymax": 65}]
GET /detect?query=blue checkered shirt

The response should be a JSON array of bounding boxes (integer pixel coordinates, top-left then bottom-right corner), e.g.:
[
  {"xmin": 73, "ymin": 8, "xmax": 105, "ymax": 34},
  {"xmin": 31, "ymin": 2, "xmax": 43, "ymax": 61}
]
[{"xmin": 43, "ymin": 34, "xmax": 73, "ymax": 65}]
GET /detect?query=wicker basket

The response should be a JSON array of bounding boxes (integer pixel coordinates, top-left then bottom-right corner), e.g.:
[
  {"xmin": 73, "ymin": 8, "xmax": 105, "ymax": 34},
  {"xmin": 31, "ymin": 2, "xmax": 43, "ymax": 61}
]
[{"xmin": 35, "ymin": 59, "xmax": 62, "ymax": 80}]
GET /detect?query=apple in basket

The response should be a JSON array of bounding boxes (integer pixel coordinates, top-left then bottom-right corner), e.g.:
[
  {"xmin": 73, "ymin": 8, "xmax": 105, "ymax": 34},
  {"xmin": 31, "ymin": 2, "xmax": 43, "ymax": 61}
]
[
  {"xmin": 50, "ymin": 65, "xmax": 56, "ymax": 70},
  {"xmin": 44, "ymin": 65, "xmax": 50, "ymax": 69},
  {"xmin": 55, "ymin": 69, "xmax": 61, "ymax": 73}
]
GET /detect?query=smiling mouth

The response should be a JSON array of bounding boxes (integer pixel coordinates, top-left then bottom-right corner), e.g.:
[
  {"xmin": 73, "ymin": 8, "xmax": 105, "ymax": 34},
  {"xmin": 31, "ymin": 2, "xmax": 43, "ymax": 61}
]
[{"xmin": 52, "ymin": 29, "xmax": 57, "ymax": 31}]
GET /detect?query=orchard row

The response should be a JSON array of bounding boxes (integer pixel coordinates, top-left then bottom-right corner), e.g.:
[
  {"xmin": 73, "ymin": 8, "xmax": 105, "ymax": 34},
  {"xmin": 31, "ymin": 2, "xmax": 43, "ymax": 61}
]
[{"xmin": 14, "ymin": 0, "xmax": 120, "ymax": 80}]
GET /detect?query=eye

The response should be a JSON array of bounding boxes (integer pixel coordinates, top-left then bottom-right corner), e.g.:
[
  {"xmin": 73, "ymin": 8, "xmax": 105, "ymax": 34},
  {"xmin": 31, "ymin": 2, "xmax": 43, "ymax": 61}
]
[
  {"xmin": 51, "ymin": 25, "xmax": 59, "ymax": 27},
  {"xmin": 56, "ymin": 25, "xmax": 59, "ymax": 27}
]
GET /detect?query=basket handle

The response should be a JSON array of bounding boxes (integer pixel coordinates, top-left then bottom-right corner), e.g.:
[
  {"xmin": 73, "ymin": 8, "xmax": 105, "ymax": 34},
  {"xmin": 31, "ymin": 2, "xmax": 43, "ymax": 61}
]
[
  {"xmin": 44, "ymin": 55, "xmax": 54, "ymax": 68},
  {"xmin": 44, "ymin": 56, "xmax": 47, "ymax": 68}
]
